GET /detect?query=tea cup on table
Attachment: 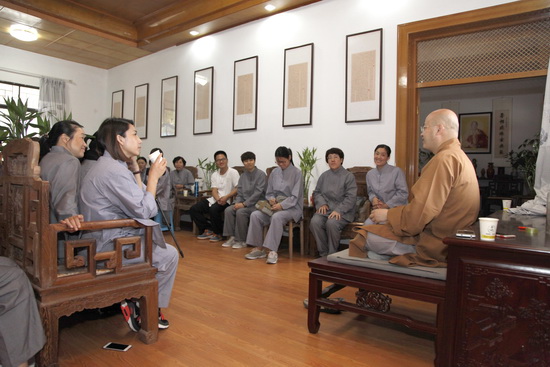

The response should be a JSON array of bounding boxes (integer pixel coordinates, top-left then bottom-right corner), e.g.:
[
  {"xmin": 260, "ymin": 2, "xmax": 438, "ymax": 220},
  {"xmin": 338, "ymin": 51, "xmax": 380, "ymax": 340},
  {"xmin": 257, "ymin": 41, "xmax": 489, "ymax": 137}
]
[{"xmin": 479, "ymin": 217, "xmax": 499, "ymax": 241}]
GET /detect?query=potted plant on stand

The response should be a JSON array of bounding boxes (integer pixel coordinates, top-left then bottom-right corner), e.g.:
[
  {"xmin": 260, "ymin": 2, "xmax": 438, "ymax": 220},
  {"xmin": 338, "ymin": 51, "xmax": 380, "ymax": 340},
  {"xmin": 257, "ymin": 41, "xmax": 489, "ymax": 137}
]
[
  {"xmin": 506, "ymin": 134, "xmax": 540, "ymax": 196},
  {"xmin": 298, "ymin": 147, "xmax": 319, "ymax": 205},
  {"xmin": 0, "ymin": 97, "xmax": 50, "ymax": 151},
  {"xmin": 197, "ymin": 157, "xmax": 217, "ymax": 190}
]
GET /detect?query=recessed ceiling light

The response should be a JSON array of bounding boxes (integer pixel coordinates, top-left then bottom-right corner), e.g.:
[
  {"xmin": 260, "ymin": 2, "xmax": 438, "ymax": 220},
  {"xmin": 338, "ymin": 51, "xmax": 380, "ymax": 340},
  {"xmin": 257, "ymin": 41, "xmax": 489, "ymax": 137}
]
[
  {"xmin": 9, "ymin": 24, "xmax": 38, "ymax": 42},
  {"xmin": 190, "ymin": 30, "xmax": 200, "ymax": 36},
  {"xmin": 265, "ymin": 4, "xmax": 276, "ymax": 12}
]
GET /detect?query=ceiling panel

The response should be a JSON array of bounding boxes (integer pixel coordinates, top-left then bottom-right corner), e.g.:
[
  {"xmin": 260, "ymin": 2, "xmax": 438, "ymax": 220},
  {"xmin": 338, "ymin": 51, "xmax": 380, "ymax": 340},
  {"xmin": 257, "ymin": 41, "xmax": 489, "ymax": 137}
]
[{"xmin": 0, "ymin": 0, "xmax": 320, "ymax": 69}]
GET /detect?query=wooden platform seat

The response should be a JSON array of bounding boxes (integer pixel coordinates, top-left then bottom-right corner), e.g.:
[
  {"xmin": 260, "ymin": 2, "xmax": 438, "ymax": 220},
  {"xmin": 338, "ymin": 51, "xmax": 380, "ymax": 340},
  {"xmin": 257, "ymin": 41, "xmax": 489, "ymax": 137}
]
[
  {"xmin": 307, "ymin": 249, "xmax": 446, "ymax": 365},
  {"xmin": 0, "ymin": 138, "xmax": 159, "ymax": 367}
]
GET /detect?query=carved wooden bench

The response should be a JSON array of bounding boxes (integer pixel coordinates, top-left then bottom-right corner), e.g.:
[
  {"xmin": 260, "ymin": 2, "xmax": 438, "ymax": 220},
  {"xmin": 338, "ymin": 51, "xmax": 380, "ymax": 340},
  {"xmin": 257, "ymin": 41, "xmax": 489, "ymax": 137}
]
[
  {"xmin": 0, "ymin": 138, "xmax": 159, "ymax": 367},
  {"xmin": 307, "ymin": 250, "xmax": 447, "ymax": 365}
]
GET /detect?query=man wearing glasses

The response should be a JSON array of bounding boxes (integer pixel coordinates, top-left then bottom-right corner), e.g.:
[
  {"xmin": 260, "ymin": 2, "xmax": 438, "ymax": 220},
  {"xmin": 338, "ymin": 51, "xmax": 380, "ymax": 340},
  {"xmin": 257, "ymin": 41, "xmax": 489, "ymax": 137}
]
[
  {"xmin": 351, "ymin": 109, "xmax": 479, "ymax": 267},
  {"xmin": 191, "ymin": 151, "xmax": 240, "ymax": 242}
]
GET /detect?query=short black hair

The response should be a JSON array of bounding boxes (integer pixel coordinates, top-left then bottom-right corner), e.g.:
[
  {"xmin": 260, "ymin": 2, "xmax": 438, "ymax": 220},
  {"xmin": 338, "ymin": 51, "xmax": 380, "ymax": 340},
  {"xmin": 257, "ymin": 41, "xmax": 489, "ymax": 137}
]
[
  {"xmin": 173, "ymin": 156, "xmax": 186, "ymax": 166},
  {"xmin": 374, "ymin": 144, "xmax": 391, "ymax": 157},
  {"xmin": 214, "ymin": 150, "xmax": 227, "ymax": 160},
  {"xmin": 325, "ymin": 147, "xmax": 344, "ymax": 163},
  {"xmin": 240, "ymin": 151, "xmax": 256, "ymax": 162}
]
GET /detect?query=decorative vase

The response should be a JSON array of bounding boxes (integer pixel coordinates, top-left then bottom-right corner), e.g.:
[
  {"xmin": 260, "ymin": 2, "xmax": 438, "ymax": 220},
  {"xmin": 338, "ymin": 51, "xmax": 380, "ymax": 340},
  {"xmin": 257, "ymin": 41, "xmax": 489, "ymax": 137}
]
[{"xmin": 487, "ymin": 163, "xmax": 495, "ymax": 179}]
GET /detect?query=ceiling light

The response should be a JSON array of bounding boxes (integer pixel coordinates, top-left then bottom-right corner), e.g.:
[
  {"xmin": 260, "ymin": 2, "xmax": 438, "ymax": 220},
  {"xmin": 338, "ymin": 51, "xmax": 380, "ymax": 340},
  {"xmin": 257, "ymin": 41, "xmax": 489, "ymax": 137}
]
[
  {"xmin": 9, "ymin": 24, "xmax": 38, "ymax": 42},
  {"xmin": 265, "ymin": 4, "xmax": 276, "ymax": 11},
  {"xmin": 190, "ymin": 30, "xmax": 200, "ymax": 36}
]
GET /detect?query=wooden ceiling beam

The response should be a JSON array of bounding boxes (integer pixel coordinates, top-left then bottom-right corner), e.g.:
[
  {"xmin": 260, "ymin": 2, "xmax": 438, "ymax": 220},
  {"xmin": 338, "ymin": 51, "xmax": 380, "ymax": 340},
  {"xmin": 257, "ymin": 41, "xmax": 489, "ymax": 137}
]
[
  {"xmin": 0, "ymin": 0, "xmax": 138, "ymax": 46},
  {"xmin": 135, "ymin": 0, "xmax": 320, "ymax": 47}
]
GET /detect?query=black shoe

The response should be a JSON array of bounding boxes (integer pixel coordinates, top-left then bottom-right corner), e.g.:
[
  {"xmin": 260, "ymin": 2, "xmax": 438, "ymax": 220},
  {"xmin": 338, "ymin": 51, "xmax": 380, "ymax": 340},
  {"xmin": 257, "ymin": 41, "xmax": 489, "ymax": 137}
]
[
  {"xmin": 158, "ymin": 310, "xmax": 169, "ymax": 329},
  {"xmin": 121, "ymin": 300, "xmax": 141, "ymax": 332}
]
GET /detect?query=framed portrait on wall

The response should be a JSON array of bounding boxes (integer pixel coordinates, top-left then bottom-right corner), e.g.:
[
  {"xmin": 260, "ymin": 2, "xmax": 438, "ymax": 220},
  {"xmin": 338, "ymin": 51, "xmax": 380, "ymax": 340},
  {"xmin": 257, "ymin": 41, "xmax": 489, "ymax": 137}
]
[
  {"xmin": 233, "ymin": 56, "xmax": 258, "ymax": 131},
  {"xmin": 111, "ymin": 90, "xmax": 123, "ymax": 118},
  {"xmin": 459, "ymin": 112, "xmax": 492, "ymax": 154},
  {"xmin": 345, "ymin": 28, "xmax": 383, "ymax": 123},
  {"xmin": 134, "ymin": 84, "xmax": 149, "ymax": 139},
  {"xmin": 283, "ymin": 43, "xmax": 314, "ymax": 127},
  {"xmin": 193, "ymin": 67, "xmax": 214, "ymax": 135},
  {"xmin": 160, "ymin": 76, "xmax": 177, "ymax": 137}
]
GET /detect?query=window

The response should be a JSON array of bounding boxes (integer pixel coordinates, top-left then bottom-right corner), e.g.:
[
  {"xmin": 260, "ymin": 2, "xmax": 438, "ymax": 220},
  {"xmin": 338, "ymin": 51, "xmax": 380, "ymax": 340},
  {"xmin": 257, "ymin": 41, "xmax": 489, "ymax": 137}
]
[{"xmin": 0, "ymin": 81, "xmax": 40, "ymax": 134}]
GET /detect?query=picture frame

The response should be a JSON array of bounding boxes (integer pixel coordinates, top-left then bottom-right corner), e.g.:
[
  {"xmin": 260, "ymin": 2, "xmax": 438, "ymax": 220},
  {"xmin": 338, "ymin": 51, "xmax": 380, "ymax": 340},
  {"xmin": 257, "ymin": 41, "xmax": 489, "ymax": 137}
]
[
  {"xmin": 134, "ymin": 84, "xmax": 149, "ymax": 139},
  {"xmin": 193, "ymin": 67, "xmax": 214, "ymax": 135},
  {"xmin": 459, "ymin": 112, "xmax": 492, "ymax": 154},
  {"xmin": 233, "ymin": 56, "xmax": 258, "ymax": 131},
  {"xmin": 283, "ymin": 43, "xmax": 314, "ymax": 127},
  {"xmin": 345, "ymin": 28, "xmax": 383, "ymax": 123},
  {"xmin": 111, "ymin": 90, "xmax": 123, "ymax": 118},
  {"xmin": 160, "ymin": 76, "xmax": 177, "ymax": 137}
]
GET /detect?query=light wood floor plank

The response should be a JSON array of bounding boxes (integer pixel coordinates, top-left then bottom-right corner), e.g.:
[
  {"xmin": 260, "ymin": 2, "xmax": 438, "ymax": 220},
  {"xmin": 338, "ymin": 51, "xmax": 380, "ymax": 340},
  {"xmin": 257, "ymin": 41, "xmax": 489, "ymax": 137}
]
[{"xmin": 57, "ymin": 230, "xmax": 435, "ymax": 366}]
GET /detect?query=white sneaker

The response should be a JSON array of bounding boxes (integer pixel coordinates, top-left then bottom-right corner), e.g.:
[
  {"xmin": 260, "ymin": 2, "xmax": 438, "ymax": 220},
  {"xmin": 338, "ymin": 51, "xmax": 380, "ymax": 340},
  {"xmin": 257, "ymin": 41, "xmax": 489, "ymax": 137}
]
[
  {"xmin": 222, "ymin": 236, "xmax": 236, "ymax": 247},
  {"xmin": 266, "ymin": 251, "xmax": 278, "ymax": 264},
  {"xmin": 245, "ymin": 248, "xmax": 266, "ymax": 260},
  {"xmin": 232, "ymin": 241, "xmax": 247, "ymax": 249}
]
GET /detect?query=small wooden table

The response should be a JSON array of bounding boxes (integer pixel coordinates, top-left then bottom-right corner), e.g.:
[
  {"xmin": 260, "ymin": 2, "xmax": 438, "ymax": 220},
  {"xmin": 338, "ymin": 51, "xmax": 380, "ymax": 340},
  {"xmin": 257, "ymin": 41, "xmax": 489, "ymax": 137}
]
[{"xmin": 442, "ymin": 211, "xmax": 549, "ymax": 366}]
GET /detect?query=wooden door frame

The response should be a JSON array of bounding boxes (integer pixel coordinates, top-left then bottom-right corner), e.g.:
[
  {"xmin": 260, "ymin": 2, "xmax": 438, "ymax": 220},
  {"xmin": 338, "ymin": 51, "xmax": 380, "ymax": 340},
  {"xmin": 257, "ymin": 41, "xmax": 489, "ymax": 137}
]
[{"xmin": 395, "ymin": 0, "xmax": 550, "ymax": 188}]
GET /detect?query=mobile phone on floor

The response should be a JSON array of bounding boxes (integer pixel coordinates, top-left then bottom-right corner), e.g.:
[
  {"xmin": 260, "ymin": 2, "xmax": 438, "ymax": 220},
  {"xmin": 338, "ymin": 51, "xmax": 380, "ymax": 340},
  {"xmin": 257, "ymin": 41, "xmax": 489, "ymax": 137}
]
[{"xmin": 103, "ymin": 342, "xmax": 132, "ymax": 352}]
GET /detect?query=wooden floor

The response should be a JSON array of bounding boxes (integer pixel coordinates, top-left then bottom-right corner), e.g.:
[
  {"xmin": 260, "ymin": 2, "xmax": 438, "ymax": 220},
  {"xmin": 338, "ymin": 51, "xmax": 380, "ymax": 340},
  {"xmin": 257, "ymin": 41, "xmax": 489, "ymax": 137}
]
[{"xmin": 57, "ymin": 229, "xmax": 436, "ymax": 367}]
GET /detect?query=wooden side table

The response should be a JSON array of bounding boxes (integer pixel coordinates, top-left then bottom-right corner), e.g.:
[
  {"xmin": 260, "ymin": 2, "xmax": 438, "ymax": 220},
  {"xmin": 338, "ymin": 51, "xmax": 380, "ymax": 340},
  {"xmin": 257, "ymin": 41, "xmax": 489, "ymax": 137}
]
[{"xmin": 174, "ymin": 192, "xmax": 210, "ymax": 232}]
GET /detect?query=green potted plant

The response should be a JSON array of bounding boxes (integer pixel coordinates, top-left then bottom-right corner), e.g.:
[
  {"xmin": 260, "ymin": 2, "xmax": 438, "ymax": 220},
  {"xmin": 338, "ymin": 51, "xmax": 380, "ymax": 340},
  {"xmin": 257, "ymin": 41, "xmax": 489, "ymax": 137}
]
[
  {"xmin": 197, "ymin": 157, "xmax": 217, "ymax": 189},
  {"xmin": 0, "ymin": 96, "xmax": 49, "ymax": 151},
  {"xmin": 297, "ymin": 147, "xmax": 319, "ymax": 204},
  {"xmin": 506, "ymin": 134, "xmax": 539, "ymax": 194}
]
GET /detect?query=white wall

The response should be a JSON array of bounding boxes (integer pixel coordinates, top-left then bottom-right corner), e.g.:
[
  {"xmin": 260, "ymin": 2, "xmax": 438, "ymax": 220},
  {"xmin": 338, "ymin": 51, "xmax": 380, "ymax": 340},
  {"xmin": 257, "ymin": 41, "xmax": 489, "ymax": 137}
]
[
  {"xmin": 0, "ymin": 45, "xmax": 108, "ymax": 126},
  {"xmin": 107, "ymin": 0, "xmax": 516, "ymax": 191},
  {"xmin": 1, "ymin": 0, "xmax": 518, "ymax": 192}
]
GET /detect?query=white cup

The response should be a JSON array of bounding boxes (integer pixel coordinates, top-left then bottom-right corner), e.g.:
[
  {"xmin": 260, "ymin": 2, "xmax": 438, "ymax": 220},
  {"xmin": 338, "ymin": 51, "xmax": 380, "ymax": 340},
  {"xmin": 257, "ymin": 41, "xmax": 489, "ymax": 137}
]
[
  {"xmin": 183, "ymin": 190, "xmax": 188, "ymax": 197},
  {"xmin": 479, "ymin": 217, "xmax": 499, "ymax": 241},
  {"xmin": 149, "ymin": 150, "xmax": 161, "ymax": 163},
  {"xmin": 502, "ymin": 199, "xmax": 512, "ymax": 211}
]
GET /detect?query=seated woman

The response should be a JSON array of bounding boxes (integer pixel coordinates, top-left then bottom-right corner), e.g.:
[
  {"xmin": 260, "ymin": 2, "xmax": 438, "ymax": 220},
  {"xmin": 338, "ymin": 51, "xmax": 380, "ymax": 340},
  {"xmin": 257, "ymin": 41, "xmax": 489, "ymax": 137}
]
[
  {"xmin": 310, "ymin": 148, "xmax": 357, "ymax": 257},
  {"xmin": 363, "ymin": 144, "xmax": 409, "ymax": 224},
  {"xmin": 137, "ymin": 156, "xmax": 147, "ymax": 183},
  {"xmin": 245, "ymin": 146, "xmax": 303, "ymax": 264},
  {"xmin": 79, "ymin": 118, "xmax": 179, "ymax": 330},
  {"xmin": 148, "ymin": 148, "xmax": 172, "ymax": 230},
  {"xmin": 39, "ymin": 120, "xmax": 88, "ymax": 233},
  {"xmin": 170, "ymin": 156, "xmax": 195, "ymax": 194}
]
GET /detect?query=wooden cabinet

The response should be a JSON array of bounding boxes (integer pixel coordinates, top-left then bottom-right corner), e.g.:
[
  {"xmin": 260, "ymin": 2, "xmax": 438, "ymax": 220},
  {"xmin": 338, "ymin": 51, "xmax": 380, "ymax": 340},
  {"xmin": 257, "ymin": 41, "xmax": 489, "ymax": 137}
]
[{"xmin": 442, "ymin": 211, "xmax": 549, "ymax": 366}]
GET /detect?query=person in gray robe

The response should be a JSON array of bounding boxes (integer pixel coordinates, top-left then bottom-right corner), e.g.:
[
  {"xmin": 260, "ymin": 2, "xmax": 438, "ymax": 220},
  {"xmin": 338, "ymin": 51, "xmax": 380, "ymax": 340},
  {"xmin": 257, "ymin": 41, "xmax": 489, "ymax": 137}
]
[
  {"xmin": 170, "ymin": 156, "xmax": 195, "ymax": 194},
  {"xmin": 0, "ymin": 257, "xmax": 45, "ymax": 367},
  {"xmin": 39, "ymin": 120, "xmax": 88, "ymax": 231},
  {"xmin": 79, "ymin": 118, "xmax": 178, "ymax": 330},
  {"xmin": 310, "ymin": 148, "xmax": 357, "ymax": 257},
  {"xmin": 222, "ymin": 151, "xmax": 267, "ymax": 249},
  {"xmin": 245, "ymin": 147, "xmax": 303, "ymax": 265}
]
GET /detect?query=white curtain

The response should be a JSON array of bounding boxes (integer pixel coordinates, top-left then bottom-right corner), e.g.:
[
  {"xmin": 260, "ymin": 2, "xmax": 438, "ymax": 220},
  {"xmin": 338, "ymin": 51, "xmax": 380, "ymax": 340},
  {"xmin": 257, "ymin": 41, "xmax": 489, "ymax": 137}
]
[
  {"xmin": 39, "ymin": 77, "xmax": 66, "ymax": 122},
  {"xmin": 510, "ymin": 57, "xmax": 550, "ymax": 215}
]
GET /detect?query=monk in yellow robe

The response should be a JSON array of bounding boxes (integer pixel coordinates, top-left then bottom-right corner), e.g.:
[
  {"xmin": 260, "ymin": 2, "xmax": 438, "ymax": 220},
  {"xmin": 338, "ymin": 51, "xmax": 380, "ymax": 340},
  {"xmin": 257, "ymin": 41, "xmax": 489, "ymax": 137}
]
[{"xmin": 352, "ymin": 109, "xmax": 479, "ymax": 267}]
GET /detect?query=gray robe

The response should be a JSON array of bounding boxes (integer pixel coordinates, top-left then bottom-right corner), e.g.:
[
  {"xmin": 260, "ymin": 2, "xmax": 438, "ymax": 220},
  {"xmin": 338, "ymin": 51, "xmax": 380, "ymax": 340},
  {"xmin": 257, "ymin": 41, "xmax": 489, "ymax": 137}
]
[
  {"xmin": 79, "ymin": 151, "xmax": 178, "ymax": 307},
  {"xmin": 0, "ymin": 257, "xmax": 45, "ymax": 367},
  {"xmin": 39, "ymin": 146, "xmax": 80, "ymax": 223}
]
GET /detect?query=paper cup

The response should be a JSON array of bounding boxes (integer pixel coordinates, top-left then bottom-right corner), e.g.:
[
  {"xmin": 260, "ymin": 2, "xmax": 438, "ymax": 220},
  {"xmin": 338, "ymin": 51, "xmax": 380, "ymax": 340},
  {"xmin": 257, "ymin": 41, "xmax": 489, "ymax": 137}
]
[
  {"xmin": 183, "ymin": 190, "xmax": 188, "ymax": 197},
  {"xmin": 502, "ymin": 199, "xmax": 512, "ymax": 210},
  {"xmin": 149, "ymin": 150, "xmax": 161, "ymax": 163},
  {"xmin": 479, "ymin": 217, "xmax": 499, "ymax": 241}
]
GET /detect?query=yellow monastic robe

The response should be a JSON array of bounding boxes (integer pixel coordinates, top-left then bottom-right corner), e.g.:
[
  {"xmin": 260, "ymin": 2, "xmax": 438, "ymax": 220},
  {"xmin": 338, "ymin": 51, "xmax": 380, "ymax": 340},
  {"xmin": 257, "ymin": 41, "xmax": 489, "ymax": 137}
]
[{"xmin": 354, "ymin": 138, "xmax": 479, "ymax": 267}]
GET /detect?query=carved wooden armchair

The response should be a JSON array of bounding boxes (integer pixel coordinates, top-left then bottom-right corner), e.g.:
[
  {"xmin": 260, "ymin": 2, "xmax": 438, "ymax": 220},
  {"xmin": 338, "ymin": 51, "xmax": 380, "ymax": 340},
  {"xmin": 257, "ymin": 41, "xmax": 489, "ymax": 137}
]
[
  {"xmin": 340, "ymin": 166, "xmax": 373, "ymax": 240},
  {"xmin": 0, "ymin": 138, "xmax": 159, "ymax": 367}
]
